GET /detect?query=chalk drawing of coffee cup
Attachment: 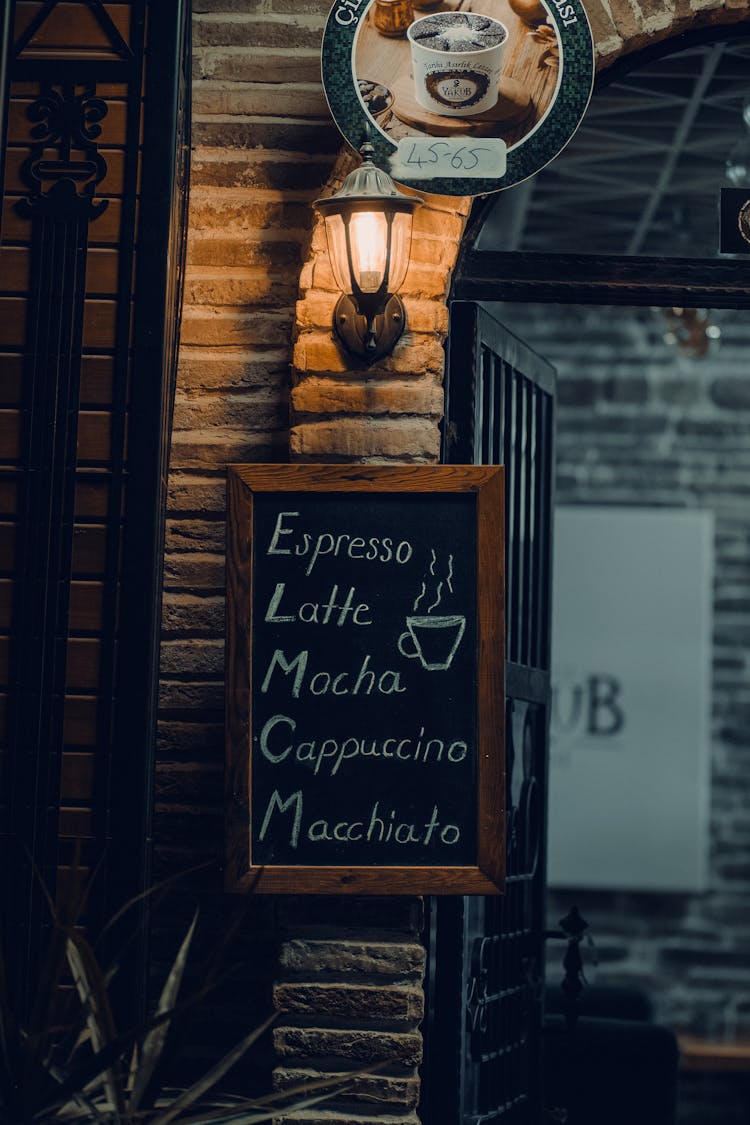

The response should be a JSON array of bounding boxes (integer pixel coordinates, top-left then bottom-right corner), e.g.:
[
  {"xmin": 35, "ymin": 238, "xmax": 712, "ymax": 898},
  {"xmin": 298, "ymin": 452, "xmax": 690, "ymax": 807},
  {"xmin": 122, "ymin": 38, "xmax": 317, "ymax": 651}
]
[{"xmin": 397, "ymin": 614, "xmax": 466, "ymax": 671}]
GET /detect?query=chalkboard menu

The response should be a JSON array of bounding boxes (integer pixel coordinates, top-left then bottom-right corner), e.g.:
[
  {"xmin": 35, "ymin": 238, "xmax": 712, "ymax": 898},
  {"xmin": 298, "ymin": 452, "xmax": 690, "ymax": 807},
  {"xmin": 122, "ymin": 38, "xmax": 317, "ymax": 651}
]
[{"xmin": 226, "ymin": 465, "xmax": 505, "ymax": 894}]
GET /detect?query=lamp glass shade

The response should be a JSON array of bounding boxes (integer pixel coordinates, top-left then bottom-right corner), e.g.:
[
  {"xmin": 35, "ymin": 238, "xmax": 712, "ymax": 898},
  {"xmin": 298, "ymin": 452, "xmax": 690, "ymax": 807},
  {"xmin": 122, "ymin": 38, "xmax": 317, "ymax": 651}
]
[
  {"xmin": 387, "ymin": 210, "xmax": 413, "ymax": 293},
  {"xmin": 324, "ymin": 208, "xmax": 413, "ymax": 296}
]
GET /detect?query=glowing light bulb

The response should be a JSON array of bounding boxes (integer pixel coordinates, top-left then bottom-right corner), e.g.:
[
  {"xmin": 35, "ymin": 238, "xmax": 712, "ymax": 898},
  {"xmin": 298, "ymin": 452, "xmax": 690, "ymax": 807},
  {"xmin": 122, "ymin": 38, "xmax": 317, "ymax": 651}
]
[{"xmin": 351, "ymin": 211, "xmax": 386, "ymax": 292}]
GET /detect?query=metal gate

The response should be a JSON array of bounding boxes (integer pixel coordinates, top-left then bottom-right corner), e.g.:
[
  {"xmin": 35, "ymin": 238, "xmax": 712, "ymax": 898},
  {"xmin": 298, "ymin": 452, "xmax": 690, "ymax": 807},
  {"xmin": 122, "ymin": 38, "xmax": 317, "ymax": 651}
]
[{"xmin": 421, "ymin": 301, "xmax": 555, "ymax": 1124}]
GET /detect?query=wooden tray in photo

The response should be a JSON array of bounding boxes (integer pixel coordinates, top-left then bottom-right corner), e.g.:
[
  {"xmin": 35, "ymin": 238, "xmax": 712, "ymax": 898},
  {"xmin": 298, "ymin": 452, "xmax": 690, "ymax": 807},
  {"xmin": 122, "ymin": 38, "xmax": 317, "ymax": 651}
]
[{"xmin": 391, "ymin": 74, "xmax": 532, "ymax": 135}]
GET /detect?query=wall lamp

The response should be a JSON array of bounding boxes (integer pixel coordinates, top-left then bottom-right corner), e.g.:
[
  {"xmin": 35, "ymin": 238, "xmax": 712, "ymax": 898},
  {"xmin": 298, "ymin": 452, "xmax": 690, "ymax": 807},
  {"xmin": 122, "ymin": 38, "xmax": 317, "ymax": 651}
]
[{"xmin": 315, "ymin": 141, "xmax": 422, "ymax": 365}]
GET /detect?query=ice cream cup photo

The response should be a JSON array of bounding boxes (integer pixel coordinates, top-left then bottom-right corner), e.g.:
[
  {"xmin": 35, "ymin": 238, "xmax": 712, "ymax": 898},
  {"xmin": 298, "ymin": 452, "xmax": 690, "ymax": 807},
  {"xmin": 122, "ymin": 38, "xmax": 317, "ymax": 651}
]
[
  {"xmin": 398, "ymin": 614, "xmax": 466, "ymax": 671},
  {"xmin": 407, "ymin": 11, "xmax": 508, "ymax": 118}
]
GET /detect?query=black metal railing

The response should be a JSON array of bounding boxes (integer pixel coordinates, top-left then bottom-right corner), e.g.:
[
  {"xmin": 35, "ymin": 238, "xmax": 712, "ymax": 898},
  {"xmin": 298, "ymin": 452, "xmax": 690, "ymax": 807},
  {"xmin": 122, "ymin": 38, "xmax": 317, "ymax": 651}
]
[{"xmin": 423, "ymin": 301, "xmax": 555, "ymax": 1125}]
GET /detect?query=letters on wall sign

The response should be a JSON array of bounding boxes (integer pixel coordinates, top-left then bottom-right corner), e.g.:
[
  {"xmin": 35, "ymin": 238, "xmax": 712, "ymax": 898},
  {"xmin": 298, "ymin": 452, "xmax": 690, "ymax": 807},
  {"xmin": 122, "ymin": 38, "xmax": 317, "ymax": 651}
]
[{"xmin": 225, "ymin": 464, "xmax": 506, "ymax": 895}]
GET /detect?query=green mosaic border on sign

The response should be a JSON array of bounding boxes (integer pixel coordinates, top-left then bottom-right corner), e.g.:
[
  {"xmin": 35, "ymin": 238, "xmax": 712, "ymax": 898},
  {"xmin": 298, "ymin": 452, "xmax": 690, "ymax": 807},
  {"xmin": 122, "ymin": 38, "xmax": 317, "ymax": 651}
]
[{"xmin": 322, "ymin": 0, "xmax": 594, "ymax": 197}]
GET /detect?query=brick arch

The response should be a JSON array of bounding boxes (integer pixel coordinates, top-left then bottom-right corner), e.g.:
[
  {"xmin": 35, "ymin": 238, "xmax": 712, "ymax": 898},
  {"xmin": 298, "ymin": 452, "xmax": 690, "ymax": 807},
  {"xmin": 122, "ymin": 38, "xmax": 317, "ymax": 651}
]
[{"xmin": 291, "ymin": 0, "xmax": 750, "ymax": 464}]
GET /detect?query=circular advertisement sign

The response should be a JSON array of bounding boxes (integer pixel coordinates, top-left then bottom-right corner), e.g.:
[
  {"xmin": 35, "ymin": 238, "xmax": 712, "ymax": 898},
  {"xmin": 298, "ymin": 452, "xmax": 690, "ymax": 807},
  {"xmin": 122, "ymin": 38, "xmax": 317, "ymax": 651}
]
[{"xmin": 322, "ymin": 0, "xmax": 594, "ymax": 196}]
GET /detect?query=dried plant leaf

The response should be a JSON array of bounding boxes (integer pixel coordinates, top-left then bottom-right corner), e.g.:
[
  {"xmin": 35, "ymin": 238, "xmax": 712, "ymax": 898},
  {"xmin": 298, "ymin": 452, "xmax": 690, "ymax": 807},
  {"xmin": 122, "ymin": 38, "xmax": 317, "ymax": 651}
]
[
  {"xmin": 174, "ymin": 1084, "xmax": 358, "ymax": 1125},
  {"xmin": 165, "ymin": 1063, "xmax": 381, "ymax": 1125},
  {"xmin": 65, "ymin": 931, "xmax": 124, "ymax": 1116},
  {"xmin": 129, "ymin": 912, "xmax": 198, "ymax": 1113},
  {"xmin": 127, "ymin": 1043, "xmax": 139, "ymax": 1094},
  {"xmin": 41, "ymin": 1050, "xmax": 112, "ymax": 1124},
  {"xmin": 53, "ymin": 1085, "xmax": 111, "ymax": 1124},
  {"xmin": 2, "ymin": 866, "xmax": 354, "ymax": 1125},
  {"xmin": 149, "ymin": 1015, "xmax": 275, "ymax": 1125},
  {"xmin": 45, "ymin": 964, "xmax": 241, "ymax": 1121},
  {"xmin": 226, "ymin": 1064, "xmax": 381, "ymax": 1110}
]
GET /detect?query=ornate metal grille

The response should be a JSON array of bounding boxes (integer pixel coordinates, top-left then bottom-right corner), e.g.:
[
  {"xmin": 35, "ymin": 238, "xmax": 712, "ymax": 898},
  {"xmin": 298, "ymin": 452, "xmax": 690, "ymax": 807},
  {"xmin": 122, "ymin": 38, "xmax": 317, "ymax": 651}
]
[
  {"xmin": 0, "ymin": 0, "xmax": 190, "ymax": 1024},
  {"xmin": 422, "ymin": 301, "xmax": 554, "ymax": 1125}
]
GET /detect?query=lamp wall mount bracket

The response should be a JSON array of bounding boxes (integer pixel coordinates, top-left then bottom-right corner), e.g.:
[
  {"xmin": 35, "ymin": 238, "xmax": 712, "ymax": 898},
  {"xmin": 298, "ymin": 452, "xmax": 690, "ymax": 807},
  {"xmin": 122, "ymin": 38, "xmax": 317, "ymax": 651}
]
[{"xmin": 334, "ymin": 292, "xmax": 406, "ymax": 365}]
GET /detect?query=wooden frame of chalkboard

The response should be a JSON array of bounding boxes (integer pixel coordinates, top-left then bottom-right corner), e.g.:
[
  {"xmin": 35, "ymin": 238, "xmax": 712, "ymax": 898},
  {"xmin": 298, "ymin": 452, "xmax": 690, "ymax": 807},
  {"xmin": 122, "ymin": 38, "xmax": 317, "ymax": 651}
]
[{"xmin": 226, "ymin": 464, "xmax": 505, "ymax": 894}]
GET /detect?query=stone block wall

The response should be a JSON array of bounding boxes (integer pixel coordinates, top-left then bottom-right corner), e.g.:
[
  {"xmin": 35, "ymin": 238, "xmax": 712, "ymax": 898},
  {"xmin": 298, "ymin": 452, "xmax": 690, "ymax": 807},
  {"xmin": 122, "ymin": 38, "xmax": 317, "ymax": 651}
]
[{"xmin": 272, "ymin": 897, "xmax": 426, "ymax": 1123}]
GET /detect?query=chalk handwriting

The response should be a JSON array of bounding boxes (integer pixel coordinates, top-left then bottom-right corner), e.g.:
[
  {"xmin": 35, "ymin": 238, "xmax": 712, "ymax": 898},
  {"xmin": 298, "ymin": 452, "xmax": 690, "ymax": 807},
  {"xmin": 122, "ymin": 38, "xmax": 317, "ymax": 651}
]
[
  {"xmin": 258, "ymin": 791, "xmax": 461, "ymax": 849},
  {"xmin": 266, "ymin": 510, "xmax": 413, "ymax": 575},
  {"xmin": 252, "ymin": 498, "xmax": 477, "ymax": 868},
  {"xmin": 261, "ymin": 650, "xmax": 406, "ymax": 699},
  {"xmin": 260, "ymin": 713, "xmax": 469, "ymax": 776},
  {"xmin": 265, "ymin": 582, "xmax": 372, "ymax": 627}
]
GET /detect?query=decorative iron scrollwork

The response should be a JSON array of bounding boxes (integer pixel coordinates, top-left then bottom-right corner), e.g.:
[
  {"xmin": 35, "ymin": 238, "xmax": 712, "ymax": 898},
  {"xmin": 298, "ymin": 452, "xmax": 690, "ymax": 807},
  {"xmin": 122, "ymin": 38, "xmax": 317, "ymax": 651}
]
[
  {"xmin": 467, "ymin": 936, "xmax": 492, "ymax": 1042},
  {"xmin": 466, "ymin": 932, "xmax": 540, "ymax": 1063},
  {"xmin": 17, "ymin": 81, "xmax": 109, "ymax": 220}
]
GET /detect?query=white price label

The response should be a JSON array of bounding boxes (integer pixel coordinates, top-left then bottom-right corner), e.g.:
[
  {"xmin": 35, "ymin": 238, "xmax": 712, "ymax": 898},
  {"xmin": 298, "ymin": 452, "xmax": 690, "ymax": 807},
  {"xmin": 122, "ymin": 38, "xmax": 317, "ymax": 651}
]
[{"xmin": 390, "ymin": 137, "xmax": 507, "ymax": 181}]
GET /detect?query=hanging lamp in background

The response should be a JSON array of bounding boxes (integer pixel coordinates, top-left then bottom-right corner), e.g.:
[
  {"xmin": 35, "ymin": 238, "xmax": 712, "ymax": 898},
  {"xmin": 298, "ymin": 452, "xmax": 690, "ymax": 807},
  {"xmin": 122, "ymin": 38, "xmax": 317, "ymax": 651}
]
[{"xmin": 315, "ymin": 141, "xmax": 422, "ymax": 365}]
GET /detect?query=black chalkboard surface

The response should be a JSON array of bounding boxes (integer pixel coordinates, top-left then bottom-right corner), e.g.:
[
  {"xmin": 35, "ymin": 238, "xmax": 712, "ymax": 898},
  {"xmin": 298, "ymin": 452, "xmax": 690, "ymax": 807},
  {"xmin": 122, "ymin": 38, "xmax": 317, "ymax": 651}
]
[{"xmin": 226, "ymin": 465, "xmax": 505, "ymax": 895}]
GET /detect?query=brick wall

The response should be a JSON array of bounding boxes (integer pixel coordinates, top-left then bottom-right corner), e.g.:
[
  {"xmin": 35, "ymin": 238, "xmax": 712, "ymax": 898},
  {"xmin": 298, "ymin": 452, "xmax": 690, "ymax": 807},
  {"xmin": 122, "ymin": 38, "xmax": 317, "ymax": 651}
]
[
  {"xmin": 157, "ymin": 0, "xmax": 340, "ymax": 1103},
  {"xmin": 159, "ymin": 2, "xmax": 432, "ymax": 1118},
  {"xmin": 508, "ymin": 302, "xmax": 750, "ymax": 1124},
  {"xmin": 161, "ymin": 0, "xmax": 338, "ymax": 864},
  {"xmin": 158, "ymin": 0, "xmax": 750, "ymax": 1118}
]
